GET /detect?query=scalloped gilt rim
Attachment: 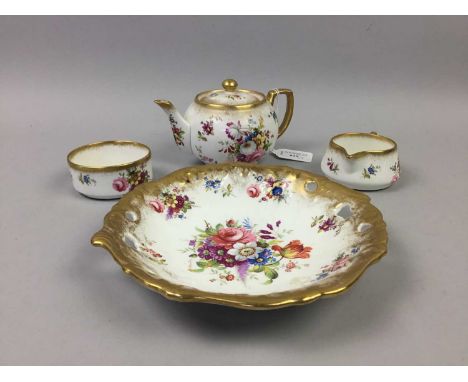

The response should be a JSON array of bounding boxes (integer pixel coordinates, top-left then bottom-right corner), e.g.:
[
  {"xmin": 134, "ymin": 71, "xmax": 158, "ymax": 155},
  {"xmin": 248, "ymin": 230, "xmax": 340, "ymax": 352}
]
[{"xmin": 91, "ymin": 163, "xmax": 388, "ymax": 310}]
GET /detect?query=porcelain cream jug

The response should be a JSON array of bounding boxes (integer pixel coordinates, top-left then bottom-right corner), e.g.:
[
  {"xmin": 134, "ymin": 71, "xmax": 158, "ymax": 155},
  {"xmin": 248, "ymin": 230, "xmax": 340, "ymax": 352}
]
[
  {"xmin": 321, "ymin": 132, "xmax": 400, "ymax": 191},
  {"xmin": 154, "ymin": 79, "xmax": 294, "ymax": 163}
]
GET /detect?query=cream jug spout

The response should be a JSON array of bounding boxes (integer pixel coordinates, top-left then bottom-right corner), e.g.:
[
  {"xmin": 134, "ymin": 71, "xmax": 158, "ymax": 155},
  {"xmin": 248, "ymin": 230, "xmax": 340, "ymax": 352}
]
[{"xmin": 154, "ymin": 99, "xmax": 192, "ymax": 153}]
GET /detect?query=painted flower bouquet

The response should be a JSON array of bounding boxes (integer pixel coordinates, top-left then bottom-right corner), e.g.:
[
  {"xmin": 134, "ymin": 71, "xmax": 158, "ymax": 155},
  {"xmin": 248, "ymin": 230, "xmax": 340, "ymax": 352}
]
[
  {"xmin": 112, "ymin": 164, "xmax": 150, "ymax": 192},
  {"xmin": 247, "ymin": 173, "xmax": 290, "ymax": 203},
  {"xmin": 149, "ymin": 186, "xmax": 195, "ymax": 220},
  {"xmin": 185, "ymin": 218, "xmax": 312, "ymax": 284},
  {"xmin": 219, "ymin": 116, "xmax": 274, "ymax": 162}
]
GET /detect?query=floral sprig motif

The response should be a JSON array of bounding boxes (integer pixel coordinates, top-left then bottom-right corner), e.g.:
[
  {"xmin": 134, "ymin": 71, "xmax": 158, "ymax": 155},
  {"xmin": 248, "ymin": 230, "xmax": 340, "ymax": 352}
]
[
  {"xmin": 184, "ymin": 218, "xmax": 312, "ymax": 285},
  {"xmin": 390, "ymin": 160, "xmax": 400, "ymax": 183},
  {"xmin": 268, "ymin": 111, "xmax": 278, "ymax": 124},
  {"xmin": 208, "ymin": 92, "xmax": 245, "ymax": 102},
  {"xmin": 311, "ymin": 215, "xmax": 344, "ymax": 236},
  {"xmin": 209, "ymin": 271, "xmax": 236, "ymax": 284},
  {"xmin": 197, "ymin": 120, "xmax": 214, "ymax": 141},
  {"xmin": 219, "ymin": 116, "xmax": 273, "ymax": 162},
  {"xmin": 246, "ymin": 173, "xmax": 291, "ymax": 203},
  {"xmin": 169, "ymin": 113, "xmax": 185, "ymax": 146},
  {"xmin": 316, "ymin": 247, "xmax": 360, "ymax": 281},
  {"xmin": 326, "ymin": 158, "xmax": 339, "ymax": 174},
  {"xmin": 148, "ymin": 186, "xmax": 195, "ymax": 220},
  {"xmin": 282, "ymin": 259, "xmax": 309, "ymax": 273},
  {"xmin": 226, "ymin": 94, "xmax": 244, "ymax": 101},
  {"xmin": 112, "ymin": 164, "xmax": 151, "ymax": 192},
  {"xmin": 194, "ymin": 145, "xmax": 216, "ymax": 163},
  {"xmin": 362, "ymin": 164, "xmax": 381, "ymax": 179},
  {"xmin": 79, "ymin": 173, "xmax": 96, "ymax": 186},
  {"xmin": 203, "ymin": 176, "xmax": 233, "ymax": 197},
  {"xmin": 140, "ymin": 241, "xmax": 167, "ymax": 266}
]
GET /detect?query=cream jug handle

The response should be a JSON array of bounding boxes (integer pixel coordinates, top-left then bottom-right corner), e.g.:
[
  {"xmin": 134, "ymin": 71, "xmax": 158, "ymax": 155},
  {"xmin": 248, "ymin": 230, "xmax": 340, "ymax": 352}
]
[{"xmin": 266, "ymin": 88, "xmax": 294, "ymax": 137}]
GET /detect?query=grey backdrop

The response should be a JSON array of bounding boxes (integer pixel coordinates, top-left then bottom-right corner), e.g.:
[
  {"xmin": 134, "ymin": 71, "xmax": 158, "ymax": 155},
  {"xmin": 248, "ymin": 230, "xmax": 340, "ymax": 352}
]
[{"xmin": 1, "ymin": 16, "xmax": 467, "ymax": 365}]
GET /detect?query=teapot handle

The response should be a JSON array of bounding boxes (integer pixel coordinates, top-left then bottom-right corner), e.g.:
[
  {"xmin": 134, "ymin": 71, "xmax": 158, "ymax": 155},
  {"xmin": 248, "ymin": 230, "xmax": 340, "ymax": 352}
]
[{"xmin": 266, "ymin": 88, "xmax": 294, "ymax": 138}]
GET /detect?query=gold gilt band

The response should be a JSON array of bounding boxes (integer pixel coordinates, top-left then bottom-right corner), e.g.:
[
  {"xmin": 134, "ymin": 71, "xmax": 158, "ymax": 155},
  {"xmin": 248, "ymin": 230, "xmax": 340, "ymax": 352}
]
[{"xmin": 67, "ymin": 140, "xmax": 152, "ymax": 173}]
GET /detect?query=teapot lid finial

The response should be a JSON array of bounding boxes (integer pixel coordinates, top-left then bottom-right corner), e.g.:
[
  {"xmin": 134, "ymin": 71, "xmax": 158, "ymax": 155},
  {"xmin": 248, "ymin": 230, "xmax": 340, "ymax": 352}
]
[{"xmin": 222, "ymin": 79, "xmax": 238, "ymax": 92}]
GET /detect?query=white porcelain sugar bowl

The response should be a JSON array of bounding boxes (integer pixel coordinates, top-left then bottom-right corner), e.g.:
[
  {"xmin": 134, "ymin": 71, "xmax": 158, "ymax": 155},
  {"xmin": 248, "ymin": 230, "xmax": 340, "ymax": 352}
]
[{"xmin": 67, "ymin": 141, "xmax": 153, "ymax": 199}]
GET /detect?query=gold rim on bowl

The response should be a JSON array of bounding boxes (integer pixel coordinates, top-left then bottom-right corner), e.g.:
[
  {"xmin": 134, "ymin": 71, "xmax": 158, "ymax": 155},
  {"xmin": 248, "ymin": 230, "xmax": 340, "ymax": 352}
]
[{"xmin": 67, "ymin": 140, "xmax": 152, "ymax": 173}]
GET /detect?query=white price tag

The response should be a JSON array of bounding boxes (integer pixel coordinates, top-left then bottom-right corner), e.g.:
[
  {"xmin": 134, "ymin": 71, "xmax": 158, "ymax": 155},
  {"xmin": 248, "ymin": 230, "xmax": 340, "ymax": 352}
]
[{"xmin": 272, "ymin": 149, "xmax": 313, "ymax": 162}]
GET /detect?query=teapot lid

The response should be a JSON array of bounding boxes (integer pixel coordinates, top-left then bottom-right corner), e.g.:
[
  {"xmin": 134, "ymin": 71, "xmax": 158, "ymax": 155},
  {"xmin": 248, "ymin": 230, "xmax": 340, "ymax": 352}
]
[{"xmin": 195, "ymin": 79, "xmax": 266, "ymax": 110}]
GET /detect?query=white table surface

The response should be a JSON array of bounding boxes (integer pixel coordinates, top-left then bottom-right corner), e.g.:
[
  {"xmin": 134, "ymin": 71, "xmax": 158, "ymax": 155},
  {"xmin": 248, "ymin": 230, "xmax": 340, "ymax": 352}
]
[{"xmin": 1, "ymin": 15, "xmax": 467, "ymax": 365}]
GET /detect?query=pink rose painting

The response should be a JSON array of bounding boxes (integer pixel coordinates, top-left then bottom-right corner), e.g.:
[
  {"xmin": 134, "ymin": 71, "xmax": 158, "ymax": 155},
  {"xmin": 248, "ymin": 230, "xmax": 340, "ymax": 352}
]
[
  {"xmin": 112, "ymin": 177, "xmax": 129, "ymax": 192},
  {"xmin": 244, "ymin": 149, "xmax": 265, "ymax": 162},
  {"xmin": 149, "ymin": 199, "xmax": 165, "ymax": 213},
  {"xmin": 211, "ymin": 227, "xmax": 256, "ymax": 249},
  {"xmin": 246, "ymin": 184, "xmax": 261, "ymax": 198}
]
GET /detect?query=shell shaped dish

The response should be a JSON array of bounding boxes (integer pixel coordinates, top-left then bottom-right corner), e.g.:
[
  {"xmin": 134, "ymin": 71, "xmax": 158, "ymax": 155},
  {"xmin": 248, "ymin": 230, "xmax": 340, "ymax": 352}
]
[
  {"xmin": 91, "ymin": 164, "xmax": 387, "ymax": 310},
  {"xmin": 67, "ymin": 141, "xmax": 153, "ymax": 199}
]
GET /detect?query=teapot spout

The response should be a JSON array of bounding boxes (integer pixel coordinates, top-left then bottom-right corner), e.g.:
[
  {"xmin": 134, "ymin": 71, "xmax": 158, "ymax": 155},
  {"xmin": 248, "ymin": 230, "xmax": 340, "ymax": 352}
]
[{"xmin": 154, "ymin": 99, "xmax": 191, "ymax": 152}]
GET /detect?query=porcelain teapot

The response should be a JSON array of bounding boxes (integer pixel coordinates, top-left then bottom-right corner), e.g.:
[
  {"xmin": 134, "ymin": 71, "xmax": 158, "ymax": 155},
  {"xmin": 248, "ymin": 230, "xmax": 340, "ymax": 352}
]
[{"xmin": 154, "ymin": 79, "xmax": 294, "ymax": 163}]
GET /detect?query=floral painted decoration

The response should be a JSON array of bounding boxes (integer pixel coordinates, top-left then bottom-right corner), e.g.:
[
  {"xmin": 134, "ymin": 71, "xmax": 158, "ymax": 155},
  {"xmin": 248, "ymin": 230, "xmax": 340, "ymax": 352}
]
[
  {"xmin": 282, "ymin": 260, "xmax": 304, "ymax": 273},
  {"xmin": 140, "ymin": 241, "xmax": 167, "ymax": 266},
  {"xmin": 390, "ymin": 160, "xmax": 400, "ymax": 183},
  {"xmin": 112, "ymin": 164, "xmax": 151, "ymax": 193},
  {"xmin": 197, "ymin": 120, "xmax": 214, "ymax": 141},
  {"xmin": 362, "ymin": 164, "xmax": 381, "ymax": 179},
  {"xmin": 149, "ymin": 186, "xmax": 195, "ymax": 220},
  {"xmin": 194, "ymin": 145, "xmax": 216, "ymax": 164},
  {"xmin": 169, "ymin": 113, "xmax": 185, "ymax": 146},
  {"xmin": 268, "ymin": 111, "xmax": 278, "ymax": 124},
  {"xmin": 112, "ymin": 177, "xmax": 128, "ymax": 192},
  {"xmin": 184, "ymin": 218, "xmax": 311, "ymax": 284},
  {"xmin": 326, "ymin": 158, "xmax": 339, "ymax": 174},
  {"xmin": 79, "ymin": 173, "xmax": 96, "ymax": 186},
  {"xmin": 246, "ymin": 173, "xmax": 291, "ymax": 203},
  {"xmin": 219, "ymin": 116, "xmax": 273, "ymax": 162},
  {"xmin": 316, "ymin": 247, "xmax": 360, "ymax": 281},
  {"xmin": 226, "ymin": 94, "xmax": 244, "ymax": 101},
  {"xmin": 208, "ymin": 92, "xmax": 245, "ymax": 101},
  {"xmin": 203, "ymin": 176, "xmax": 233, "ymax": 197},
  {"xmin": 311, "ymin": 215, "xmax": 344, "ymax": 236}
]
